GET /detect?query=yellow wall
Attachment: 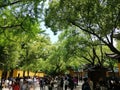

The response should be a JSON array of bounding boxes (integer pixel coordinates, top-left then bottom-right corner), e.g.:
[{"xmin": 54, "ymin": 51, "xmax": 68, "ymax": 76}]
[
  {"xmin": 29, "ymin": 72, "xmax": 35, "ymax": 77},
  {"xmin": 0, "ymin": 70, "xmax": 2, "ymax": 78},
  {"xmin": 0, "ymin": 69, "xmax": 45, "ymax": 78},
  {"xmin": 13, "ymin": 70, "xmax": 45, "ymax": 77},
  {"xmin": 13, "ymin": 70, "xmax": 23, "ymax": 77},
  {"xmin": 37, "ymin": 72, "xmax": 45, "ymax": 77}
]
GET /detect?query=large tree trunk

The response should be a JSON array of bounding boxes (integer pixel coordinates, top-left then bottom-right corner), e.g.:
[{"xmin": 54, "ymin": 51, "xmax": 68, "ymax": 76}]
[
  {"xmin": 23, "ymin": 71, "xmax": 25, "ymax": 77},
  {"xmin": 9, "ymin": 69, "xmax": 13, "ymax": 77},
  {"xmin": 87, "ymin": 67, "xmax": 107, "ymax": 89},
  {"xmin": 2, "ymin": 71, "xmax": 7, "ymax": 79}
]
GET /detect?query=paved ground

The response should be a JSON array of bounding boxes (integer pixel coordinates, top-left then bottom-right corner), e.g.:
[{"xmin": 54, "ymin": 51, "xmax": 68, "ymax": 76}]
[{"xmin": 2, "ymin": 81, "xmax": 83, "ymax": 90}]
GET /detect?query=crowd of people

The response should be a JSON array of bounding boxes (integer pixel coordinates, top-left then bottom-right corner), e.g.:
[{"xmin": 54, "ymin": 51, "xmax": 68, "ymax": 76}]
[
  {"xmin": 1, "ymin": 76, "xmax": 35, "ymax": 90},
  {"xmin": 1, "ymin": 75, "xmax": 120, "ymax": 90},
  {"xmin": 39, "ymin": 75, "xmax": 78, "ymax": 90},
  {"xmin": 81, "ymin": 77, "xmax": 120, "ymax": 90},
  {"xmin": 0, "ymin": 75, "xmax": 79, "ymax": 90}
]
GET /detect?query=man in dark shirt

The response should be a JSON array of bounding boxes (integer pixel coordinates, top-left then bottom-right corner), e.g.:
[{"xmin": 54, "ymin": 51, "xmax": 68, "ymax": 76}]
[{"xmin": 82, "ymin": 77, "xmax": 91, "ymax": 90}]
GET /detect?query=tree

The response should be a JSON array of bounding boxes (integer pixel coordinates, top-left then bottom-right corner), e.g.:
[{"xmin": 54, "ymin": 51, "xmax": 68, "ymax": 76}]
[
  {"xmin": 0, "ymin": 0, "xmax": 46, "ymax": 42},
  {"xmin": 44, "ymin": 44, "xmax": 66, "ymax": 75},
  {"xmin": 58, "ymin": 27, "xmax": 112, "ymax": 67},
  {"xmin": 45, "ymin": 0, "xmax": 120, "ymax": 55},
  {"xmin": 18, "ymin": 34, "xmax": 52, "ymax": 73},
  {"xmin": 0, "ymin": 0, "xmax": 51, "ymax": 77},
  {"xmin": 0, "ymin": 42, "xmax": 22, "ymax": 78},
  {"xmin": 53, "ymin": 26, "xmax": 114, "ymax": 84}
]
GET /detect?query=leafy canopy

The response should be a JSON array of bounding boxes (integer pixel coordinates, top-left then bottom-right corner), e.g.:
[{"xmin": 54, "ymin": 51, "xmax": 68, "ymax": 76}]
[{"xmin": 45, "ymin": 0, "xmax": 120, "ymax": 54}]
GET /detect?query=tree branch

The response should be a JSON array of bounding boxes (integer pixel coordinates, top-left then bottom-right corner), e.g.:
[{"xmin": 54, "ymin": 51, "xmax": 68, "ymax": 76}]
[
  {"xmin": 93, "ymin": 47, "xmax": 102, "ymax": 66},
  {"xmin": 81, "ymin": 55, "xmax": 93, "ymax": 64},
  {"xmin": 0, "ymin": 24, "xmax": 21, "ymax": 29},
  {"xmin": 70, "ymin": 20, "xmax": 108, "ymax": 45},
  {"xmin": 0, "ymin": 0, "xmax": 21, "ymax": 8},
  {"xmin": 69, "ymin": 20, "xmax": 120, "ymax": 54}
]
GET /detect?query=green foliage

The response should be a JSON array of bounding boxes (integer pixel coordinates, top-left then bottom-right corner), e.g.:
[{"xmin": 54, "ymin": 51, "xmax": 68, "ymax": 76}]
[
  {"xmin": 0, "ymin": 0, "xmax": 119, "ymax": 76},
  {"xmin": 46, "ymin": 0, "xmax": 120, "ymax": 32},
  {"xmin": 0, "ymin": 0, "xmax": 46, "ymax": 39},
  {"xmin": 57, "ymin": 27, "xmax": 113, "ymax": 70},
  {"xmin": 45, "ymin": 0, "xmax": 120, "ymax": 54},
  {"xmin": 0, "ymin": 0, "xmax": 54, "ymax": 75},
  {"xmin": 18, "ymin": 35, "xmax": 51, "ymax": 71},
  {"xmin": 45, "ymin": 45, "xmax": 66, "ymax": 75},
  {"xmin": 0, "ymin": 43, "xmax": 21, "ymax": 71}
]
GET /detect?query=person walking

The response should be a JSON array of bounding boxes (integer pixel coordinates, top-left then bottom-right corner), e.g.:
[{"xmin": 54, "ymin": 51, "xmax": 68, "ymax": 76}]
[
  {"xmin": 82, "ymin": 77, "xmax": 91, "ymax": 90},
  {"xmin": 59, "ymin": 77, "xmax": 64, "ymax": 90},
  {"xmin": 39, "ymin": 78, "xmax": 44, "ymax": 90},
  {"xmin": 88, "ymin": 77, "xmax": 93, "ymax": 90},
  {"xmin": 68, "ymin": 77, "xmax": 74, "ymax": 90},
  {"xmin": 12, "ymin": 81, "xmax": 20, "ymax": 90},
  {"xmin": 73, "ymin": 77, "xmax": 78, "ymax": 88},
  {"xmin": 64, "ymin": 77, "xmax": 69, "ymax": 90}
]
